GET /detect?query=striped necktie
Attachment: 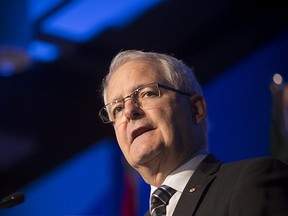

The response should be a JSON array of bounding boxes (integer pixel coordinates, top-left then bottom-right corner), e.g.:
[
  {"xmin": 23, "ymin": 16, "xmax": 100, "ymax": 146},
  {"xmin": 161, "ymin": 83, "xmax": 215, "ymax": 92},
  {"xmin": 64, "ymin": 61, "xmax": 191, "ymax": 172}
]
[{"xmin": 150, "ymin": 185, "xmax": 176, "ymax": 216}]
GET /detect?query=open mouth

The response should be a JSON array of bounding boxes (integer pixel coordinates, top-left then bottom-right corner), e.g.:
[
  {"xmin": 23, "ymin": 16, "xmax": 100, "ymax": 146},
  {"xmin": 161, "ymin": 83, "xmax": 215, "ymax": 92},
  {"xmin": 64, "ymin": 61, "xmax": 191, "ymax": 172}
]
[{"xmin": 131, "ymin": 126, "xmax": 155, "ymax": 143}]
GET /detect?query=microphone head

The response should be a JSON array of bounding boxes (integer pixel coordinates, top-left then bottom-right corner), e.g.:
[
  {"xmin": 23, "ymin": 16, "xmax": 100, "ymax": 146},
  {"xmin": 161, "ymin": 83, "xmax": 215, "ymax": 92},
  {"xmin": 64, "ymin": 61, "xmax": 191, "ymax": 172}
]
[{"xmin": 0, "ymin": 192, "xmax": 25, "ymax": 208}]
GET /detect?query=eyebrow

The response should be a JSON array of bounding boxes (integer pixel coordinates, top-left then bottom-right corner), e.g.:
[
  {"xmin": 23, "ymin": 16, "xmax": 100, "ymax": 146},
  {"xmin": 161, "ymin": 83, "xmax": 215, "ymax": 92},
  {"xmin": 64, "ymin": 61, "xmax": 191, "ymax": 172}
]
[{"xmin": 107, "ymin": 83, "xmax": 147, "ymax": 105}]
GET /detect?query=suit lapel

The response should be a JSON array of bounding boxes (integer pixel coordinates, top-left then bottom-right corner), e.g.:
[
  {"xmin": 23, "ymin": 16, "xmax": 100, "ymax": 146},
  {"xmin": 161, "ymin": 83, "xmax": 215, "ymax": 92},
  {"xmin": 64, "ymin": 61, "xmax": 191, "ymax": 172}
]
[{"xmin": 173, "ymin": 155, "xmax": 222, "ymax": 216}]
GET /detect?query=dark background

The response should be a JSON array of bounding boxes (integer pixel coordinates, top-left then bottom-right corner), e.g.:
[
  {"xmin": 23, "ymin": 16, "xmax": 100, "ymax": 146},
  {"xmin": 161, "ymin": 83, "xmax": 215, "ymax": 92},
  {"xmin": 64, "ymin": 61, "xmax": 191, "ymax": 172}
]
[{"xmin": 0, "ymin": 0, "xmax": 287, "ymax": 202}]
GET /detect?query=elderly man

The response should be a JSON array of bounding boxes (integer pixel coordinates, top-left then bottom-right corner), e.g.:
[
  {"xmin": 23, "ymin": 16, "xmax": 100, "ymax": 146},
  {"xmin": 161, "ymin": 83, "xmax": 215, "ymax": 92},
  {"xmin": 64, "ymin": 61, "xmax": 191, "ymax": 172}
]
[{"xmin": 99, "ymin": 50, "xmax": 288, "ymax": 216}]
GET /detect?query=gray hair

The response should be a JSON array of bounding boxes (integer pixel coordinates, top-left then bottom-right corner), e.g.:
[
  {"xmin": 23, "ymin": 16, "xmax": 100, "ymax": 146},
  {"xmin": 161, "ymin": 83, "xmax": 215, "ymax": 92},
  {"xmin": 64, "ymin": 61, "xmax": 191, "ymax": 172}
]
[
  {"xmin": 101, "ymin": 50, "xmax": 203, "ymax": 103},
  {"xmin": 101, "ymin": 50, "xmax": 208, "ymax": 148}
]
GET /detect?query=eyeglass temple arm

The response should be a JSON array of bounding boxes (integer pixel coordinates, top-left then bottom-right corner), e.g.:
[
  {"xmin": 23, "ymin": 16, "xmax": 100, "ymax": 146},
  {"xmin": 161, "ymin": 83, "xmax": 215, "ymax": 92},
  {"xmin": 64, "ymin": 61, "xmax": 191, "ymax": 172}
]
[{"xmin": 158, "ymin": 83, "xmax": 192, "ymax": 96}]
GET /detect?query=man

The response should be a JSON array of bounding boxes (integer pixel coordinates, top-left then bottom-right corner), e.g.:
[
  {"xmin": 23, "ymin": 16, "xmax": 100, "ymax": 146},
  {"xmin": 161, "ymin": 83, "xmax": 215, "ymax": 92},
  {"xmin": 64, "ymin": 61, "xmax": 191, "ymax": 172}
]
[{"xmin": 99, "ymin": 50, "xmax": 288, "ymax": 216}]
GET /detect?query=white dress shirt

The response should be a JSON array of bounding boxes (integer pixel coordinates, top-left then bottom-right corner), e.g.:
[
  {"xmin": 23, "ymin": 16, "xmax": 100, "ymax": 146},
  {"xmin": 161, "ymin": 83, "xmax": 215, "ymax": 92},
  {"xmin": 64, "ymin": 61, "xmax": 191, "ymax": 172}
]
[{"xmin": 149, "ymin": 150, "xmax": 208, "ymax": 216}]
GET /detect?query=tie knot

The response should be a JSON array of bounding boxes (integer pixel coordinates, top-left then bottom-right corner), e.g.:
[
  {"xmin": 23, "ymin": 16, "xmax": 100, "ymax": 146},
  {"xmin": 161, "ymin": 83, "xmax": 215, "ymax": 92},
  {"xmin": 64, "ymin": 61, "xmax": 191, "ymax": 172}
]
[{"xmin": 150, "ymin": 185, "xmax": 176, "ymax": 216}]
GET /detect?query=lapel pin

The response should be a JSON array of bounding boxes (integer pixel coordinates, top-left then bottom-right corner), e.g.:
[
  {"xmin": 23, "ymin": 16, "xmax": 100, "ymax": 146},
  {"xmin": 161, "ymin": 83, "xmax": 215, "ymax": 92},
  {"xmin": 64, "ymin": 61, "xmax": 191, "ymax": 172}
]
[{"xmin": 189, "ymin": 187, "xmax": 196, "ymax": 193}]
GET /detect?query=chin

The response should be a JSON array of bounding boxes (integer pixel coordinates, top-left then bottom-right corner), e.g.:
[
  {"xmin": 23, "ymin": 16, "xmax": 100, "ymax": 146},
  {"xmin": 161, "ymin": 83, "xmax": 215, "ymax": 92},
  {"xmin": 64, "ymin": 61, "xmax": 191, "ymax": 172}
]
[
  {"xmin": 133, "ymin": 150, "xmax": 161, "ymax": 168},
  {"xmin": 130, "ymin": 155, "xmax": 149, "ymax": 167}
]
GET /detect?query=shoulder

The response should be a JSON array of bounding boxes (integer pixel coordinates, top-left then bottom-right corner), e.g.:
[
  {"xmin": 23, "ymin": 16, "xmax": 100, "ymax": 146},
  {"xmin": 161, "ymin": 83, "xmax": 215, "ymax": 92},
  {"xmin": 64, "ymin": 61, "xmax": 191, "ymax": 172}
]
[
  {"xmin": 194, "ymin": 156, "xmax": 288, "ymax": 215},
  {"xmin": 222, "ymin": 156, "xmax": 288, "ymax": 171},
  {"xmin": 201, "ymin": 155, "xmax": 288, "ymax": 173},
  {"xmin": 198, "ymin": 155, "xmax": 288, "ymax": 182},
  {"xmin": 217, "ymin": 157, "xmax": 288, "ymax": 184}
]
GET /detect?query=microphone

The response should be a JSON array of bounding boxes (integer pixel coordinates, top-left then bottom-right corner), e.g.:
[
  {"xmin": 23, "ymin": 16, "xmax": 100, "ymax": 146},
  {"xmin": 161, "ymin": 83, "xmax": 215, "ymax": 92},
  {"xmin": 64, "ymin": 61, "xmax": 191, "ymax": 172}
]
[{"xmin": 0, "ymin": 192, "xmax": 25, "ymax": 208}]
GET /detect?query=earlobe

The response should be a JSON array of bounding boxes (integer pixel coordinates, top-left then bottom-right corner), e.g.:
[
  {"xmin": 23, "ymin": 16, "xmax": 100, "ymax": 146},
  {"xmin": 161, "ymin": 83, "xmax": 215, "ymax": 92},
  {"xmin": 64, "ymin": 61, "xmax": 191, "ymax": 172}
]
[{"xmin": 190, "ymin": 95, "xmax": 207, "ymax": 124}]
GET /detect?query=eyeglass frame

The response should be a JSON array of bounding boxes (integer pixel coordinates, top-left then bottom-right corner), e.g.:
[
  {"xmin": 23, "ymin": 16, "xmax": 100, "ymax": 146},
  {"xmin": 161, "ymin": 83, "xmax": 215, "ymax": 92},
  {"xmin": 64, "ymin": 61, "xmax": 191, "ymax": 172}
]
[{"xmin": 98, "ymin": 82, "xmax": 193, "ymax": 124}]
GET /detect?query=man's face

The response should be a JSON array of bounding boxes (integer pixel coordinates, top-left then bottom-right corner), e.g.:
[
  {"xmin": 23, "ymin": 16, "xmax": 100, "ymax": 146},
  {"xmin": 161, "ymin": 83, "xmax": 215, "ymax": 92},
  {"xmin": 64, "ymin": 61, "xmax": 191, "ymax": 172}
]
[{"xmin": 106, "ymin": 60, "xmax": 197, "ymax": 172}]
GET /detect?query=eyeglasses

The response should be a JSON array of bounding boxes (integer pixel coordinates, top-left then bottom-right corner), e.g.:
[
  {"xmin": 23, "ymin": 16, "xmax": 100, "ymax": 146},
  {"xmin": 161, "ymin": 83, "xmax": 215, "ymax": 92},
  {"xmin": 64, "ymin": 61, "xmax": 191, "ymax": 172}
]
[{"xmin": 99, "ymin": 82, "xmax": 192, "ymax": 124}]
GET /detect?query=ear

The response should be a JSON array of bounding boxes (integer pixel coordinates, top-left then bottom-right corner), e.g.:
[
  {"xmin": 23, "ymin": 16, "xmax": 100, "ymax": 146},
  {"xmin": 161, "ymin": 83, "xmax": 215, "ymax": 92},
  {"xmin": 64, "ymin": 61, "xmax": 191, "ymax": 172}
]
[{"xmin": 189, "ymin": 95, "xmax": 207, "ymax": 124}]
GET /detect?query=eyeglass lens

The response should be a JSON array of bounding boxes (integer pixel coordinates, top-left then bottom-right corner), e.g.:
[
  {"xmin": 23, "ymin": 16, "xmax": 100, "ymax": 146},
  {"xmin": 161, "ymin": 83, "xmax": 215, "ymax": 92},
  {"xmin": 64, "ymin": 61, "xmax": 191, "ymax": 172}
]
[{"xmin": 101, "ymin": 83, "xmax": 160, "ymax": 123}]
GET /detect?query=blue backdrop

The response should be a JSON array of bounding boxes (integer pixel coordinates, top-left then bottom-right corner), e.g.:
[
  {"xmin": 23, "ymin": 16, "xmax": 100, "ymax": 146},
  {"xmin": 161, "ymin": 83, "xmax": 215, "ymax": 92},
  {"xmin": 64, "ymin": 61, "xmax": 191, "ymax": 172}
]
[{"xmin": 1, "ymin": 31, "xmax": 287, "ymax": 216}]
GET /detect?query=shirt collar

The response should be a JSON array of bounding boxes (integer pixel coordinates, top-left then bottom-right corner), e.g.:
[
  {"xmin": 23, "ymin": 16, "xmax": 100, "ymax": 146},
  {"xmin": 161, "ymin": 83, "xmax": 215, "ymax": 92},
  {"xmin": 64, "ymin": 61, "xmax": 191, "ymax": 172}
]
[{"xmin": 150, "ymin": 149, "xmax": 208, "ymax": 194}]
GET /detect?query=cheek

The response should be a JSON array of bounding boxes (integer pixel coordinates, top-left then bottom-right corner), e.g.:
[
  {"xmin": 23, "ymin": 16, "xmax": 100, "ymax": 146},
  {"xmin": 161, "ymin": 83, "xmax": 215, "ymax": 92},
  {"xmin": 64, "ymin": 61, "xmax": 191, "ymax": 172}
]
[
  {"xmin": 114, "ymin": 127, "xmax": 128, "ymax": 150},
  {"xmin": 151, "ymin": 108, "xmax": 175, "ymax": 142},
  {"xmin": 157, "ymin": 100, "xmax": 190, "ymax": 143}
]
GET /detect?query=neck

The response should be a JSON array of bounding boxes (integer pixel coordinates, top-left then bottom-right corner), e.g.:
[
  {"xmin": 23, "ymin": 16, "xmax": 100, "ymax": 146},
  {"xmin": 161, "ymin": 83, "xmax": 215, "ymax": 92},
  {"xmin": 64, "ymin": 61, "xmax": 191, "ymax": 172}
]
[
  {"xmin": 135, "ymin": 154, "xmax": 191, "ymax": 186},
  {"xmin": 136, "ymin": 166, "xmax": 167, "ymax": 187},
  {"xmin": 136, "ymin": 148, "xmax": 207, "ymax": 186}
]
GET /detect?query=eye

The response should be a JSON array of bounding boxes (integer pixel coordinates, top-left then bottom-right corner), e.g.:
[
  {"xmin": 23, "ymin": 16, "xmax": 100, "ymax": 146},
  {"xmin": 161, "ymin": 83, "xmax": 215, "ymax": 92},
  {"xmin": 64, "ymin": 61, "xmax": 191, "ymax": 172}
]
[
  {"xmin": 139, "ymin": 87, "xmax": 159, "ymax": 98},
  {"xmin": 112, "ymin": 105, "xmax": 123, "ymax": 117},
  {"xmin": 111, "ymin": 102, "xmax": 124, "ymax": 117}
]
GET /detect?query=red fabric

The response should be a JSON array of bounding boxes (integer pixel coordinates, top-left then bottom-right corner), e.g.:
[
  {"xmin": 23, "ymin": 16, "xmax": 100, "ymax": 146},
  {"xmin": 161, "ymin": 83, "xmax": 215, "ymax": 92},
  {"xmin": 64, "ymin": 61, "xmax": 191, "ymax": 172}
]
[{"xmin": 121, "ymin": 171, "xmax": 137, "ymax": 216}]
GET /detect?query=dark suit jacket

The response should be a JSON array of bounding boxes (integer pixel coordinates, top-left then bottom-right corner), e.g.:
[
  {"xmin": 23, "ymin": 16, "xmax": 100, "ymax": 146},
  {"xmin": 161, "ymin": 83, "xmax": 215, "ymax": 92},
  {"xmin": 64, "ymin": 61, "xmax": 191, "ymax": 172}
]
[{"xmin": 145, "ymin": 155, "xmax": 288, "ymax": 216}]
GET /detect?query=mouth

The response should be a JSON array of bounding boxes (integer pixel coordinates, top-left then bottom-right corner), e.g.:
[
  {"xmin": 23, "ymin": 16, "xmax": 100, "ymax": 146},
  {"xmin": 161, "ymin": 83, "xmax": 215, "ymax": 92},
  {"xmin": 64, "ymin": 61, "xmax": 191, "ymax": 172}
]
[{"xmin": 131, "ymin": 126, "xmax": 155, "ymax": 143}]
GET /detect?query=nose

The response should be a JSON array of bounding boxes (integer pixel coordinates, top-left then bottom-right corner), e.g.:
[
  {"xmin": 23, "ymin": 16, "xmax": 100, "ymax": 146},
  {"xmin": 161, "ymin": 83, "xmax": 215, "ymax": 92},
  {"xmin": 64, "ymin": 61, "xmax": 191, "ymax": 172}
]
[{"xmin": 123, "ymin": 99, "xmax": 145, "ymax": 121}]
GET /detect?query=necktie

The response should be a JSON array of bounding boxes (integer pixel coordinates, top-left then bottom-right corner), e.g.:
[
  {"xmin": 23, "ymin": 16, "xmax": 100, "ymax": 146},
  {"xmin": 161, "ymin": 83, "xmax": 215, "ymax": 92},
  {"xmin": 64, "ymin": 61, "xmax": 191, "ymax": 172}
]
[{"xmin": 150, "ymin": 185, "xmax": 176, "ymax": 216}]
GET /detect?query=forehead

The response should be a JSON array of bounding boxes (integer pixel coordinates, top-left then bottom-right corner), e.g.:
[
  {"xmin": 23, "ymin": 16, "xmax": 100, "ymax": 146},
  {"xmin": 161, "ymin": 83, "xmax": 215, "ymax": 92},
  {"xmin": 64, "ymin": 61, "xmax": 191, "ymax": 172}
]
[{"xmin": 106, "ymin": 60, "xmax": 168, "ymax": 101}]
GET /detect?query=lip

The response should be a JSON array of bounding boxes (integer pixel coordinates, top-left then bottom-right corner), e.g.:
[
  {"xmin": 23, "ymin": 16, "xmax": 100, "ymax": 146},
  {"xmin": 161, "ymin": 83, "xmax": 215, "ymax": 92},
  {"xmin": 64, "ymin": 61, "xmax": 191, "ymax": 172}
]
[{"xmin": 131, "ymin": 126, "xmax": 155, "ymax": 143}]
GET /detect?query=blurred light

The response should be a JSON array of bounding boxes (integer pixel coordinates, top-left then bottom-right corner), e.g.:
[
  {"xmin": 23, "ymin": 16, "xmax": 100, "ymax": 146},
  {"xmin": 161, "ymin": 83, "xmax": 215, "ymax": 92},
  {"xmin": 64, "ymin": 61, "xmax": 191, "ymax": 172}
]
[
  {"xmin": 0, "ymin": 1, "xmax": 31, "ymax": 75},
  {"xmin": 28, "ymin": 0, "xmax": 66, "ymax": 20},
  {"xmin": 273, "ymin": 73, "xmax": 283, "ymax": 85},
  {"xmin": 0, "ymin": 46, "xmax": 31, "ymax": 76},
  {"xmin": 0, "ymin": 62, "xmax": 15, "ymax": 77},
  {"xmin": 41, "ymin": 0, "xmax": 163, "ymax": 42},
  {"xmin": 0, "ymin": 140, "xmax": 123, "ymax": 216},
  {"xmin": 28, "ymin": 40, "xmax": 60, "ymax": 62}
]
